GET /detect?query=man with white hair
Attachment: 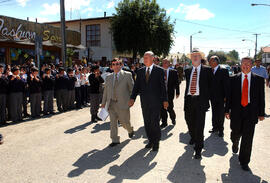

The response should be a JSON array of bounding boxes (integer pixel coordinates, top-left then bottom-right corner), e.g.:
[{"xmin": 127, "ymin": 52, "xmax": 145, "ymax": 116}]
[{"xmin": 129, "ymin": 51, "xmax": 168, "ymax": 152}]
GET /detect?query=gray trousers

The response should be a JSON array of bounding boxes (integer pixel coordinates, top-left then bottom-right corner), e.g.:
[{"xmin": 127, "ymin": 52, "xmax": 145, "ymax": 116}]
[
  {"xmin": 67, "ymin": 90, "xmax": 75, "ymax": 109},
  {"xmin": 108, "ymin": 100, "xmax": 133, "ymax": 143},
  {"xmin": 0, "ymin": 94, "xmax": 6, "ymax": 124},
  {"xmin": 56, "ymin": 89, "xmax": 68, "ymax": 112},
  {"xmin": 8, "ymin": 92, "xmax": 23, "ymax": 122},
  {"xmin": 90, "ymin": 94, "xmax": 100, "ymax": 115},
  {"xmin": 43, "ymin": 90, "xmax": 54, "ymax": 113},
  {"xmin": 30, "ymin": 93, "xmax": 42, "ymax": 117}
]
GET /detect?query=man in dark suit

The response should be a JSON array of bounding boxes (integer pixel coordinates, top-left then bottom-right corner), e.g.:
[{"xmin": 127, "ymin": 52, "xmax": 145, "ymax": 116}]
[
  {"xmin": 209, "ymin": 56, "xmax": 230, "ymax": 137},
  {"xmin": 184, "ymin": 50, "xmax": 213, "ymax": 159},
  {"xmin": 129, "ymin": 51, "xmax": 168, "ymax": 152},
  {"xmin": 160, "ymin": 59, "xmax": 180, "ymax": 128},
  {"xmin": 225, "ymin": 57, "xmax": 265, "ymax": 171}
]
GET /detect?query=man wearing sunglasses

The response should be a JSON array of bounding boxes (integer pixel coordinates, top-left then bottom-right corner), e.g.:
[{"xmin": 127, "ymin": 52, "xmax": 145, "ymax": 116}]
[{"xmin": 101, "ymin": 58, "xmax": 135, "ymax": 147}]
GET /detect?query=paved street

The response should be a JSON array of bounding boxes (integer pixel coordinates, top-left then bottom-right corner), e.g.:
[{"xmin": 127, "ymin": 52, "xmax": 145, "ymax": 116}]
[{"xmin": 0, "ymin": 82, "xmax": 269, "ymax": 183}]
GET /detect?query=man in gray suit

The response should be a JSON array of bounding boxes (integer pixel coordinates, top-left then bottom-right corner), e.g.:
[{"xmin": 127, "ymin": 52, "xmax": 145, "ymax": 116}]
[{"xmin": 101, "ymin": 58, "xmax": 134, "ymax": 147}]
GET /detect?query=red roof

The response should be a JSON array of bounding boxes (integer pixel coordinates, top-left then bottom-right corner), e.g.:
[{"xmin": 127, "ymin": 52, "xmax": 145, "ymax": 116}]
[{"xmin": 262, "ymin": 47, "xmax": 270, "ymax": 53}]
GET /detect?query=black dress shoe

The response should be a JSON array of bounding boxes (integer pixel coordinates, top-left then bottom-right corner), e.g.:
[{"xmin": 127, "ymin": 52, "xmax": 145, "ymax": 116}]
[
  {"xmin": 172, "ymin": 120, "xmax": 176, "ymax": 125},
  {"xmin": 209, "ymin": 129, "xmax": 218, "ymax": 133},
  {"xmin": 241, "ymin": 164, "xmax": 250, "ymax": 171},
  {"xmin": 109, "ymin": 142, "xmax": 120, "ymax": 147},
  {"xmin": 194, "ymin": 152, "xmax": 202, "ymax": 159},
  {"xmin": 145, "ymin": 143, "xmax": 153, "ymax": 149},
  {"xmin": 128, "ymin": 131, "xmax": 134, "ymax": 138},
  {"xmin": 189, "ymin": 139, "xmax": 194, "ymax": 145},
  {"xmin": 160, "ymin": 123, "xmax": 168, "ymax": 128},
  {"xmin": 152, "ymin": 143, "xmax": 159, "ymax": 152},
  {"xmin": 218, "ymin": 131, "xmax": 224, "ymax": 137},
  {"xmin": 95, "ymin": 115, "xmax": 102, "ymax": 121},
  {"xmin": 50, "ymin": 112, "xmax": 56, "ymax": 115},
  {"xmin": 232, "ymin": 142, "xmax": 239, "ymax": 153}
]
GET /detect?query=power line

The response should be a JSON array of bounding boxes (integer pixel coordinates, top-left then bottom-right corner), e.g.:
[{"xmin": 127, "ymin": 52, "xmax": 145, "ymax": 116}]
[
  {"xmin": 0, "ymin": 0, "xmax": 12, "ymax": 4},
  {"xmin": 175, "ymin": 18, "xmax": 270, "ymax": 35}
]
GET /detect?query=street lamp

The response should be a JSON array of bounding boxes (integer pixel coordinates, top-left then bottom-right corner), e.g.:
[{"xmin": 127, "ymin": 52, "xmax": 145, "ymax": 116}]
[
  {"xmin": 190, "ymin": 31, "xmax": 202, "ymax": 53},
  {"xmin": 251, "ymin": 3, "xmax": 270, "ymax": 7},
  {"xmin": 242, "ymin": 35, "xmax": 260, "ymax": 59}
]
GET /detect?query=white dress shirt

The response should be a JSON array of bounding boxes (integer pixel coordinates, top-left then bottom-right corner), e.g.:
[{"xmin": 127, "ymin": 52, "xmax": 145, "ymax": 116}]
[
  {"xmin": 241, "ymin": 72, "xmax": 251, "ymax": 103},
  {"xmin": 213, "ymin": 65, "xmax": 219, "ymax": 75},
  {"xmin": 164, "ymin": 68, "xmax": 170, "ymax": 89},
  {"xmin": 188, "ymin": 64, "xmax": 201, "ymax": 96},
  {"xmin": 146, "ymin": 64, "xmax": 154, "ymax": 75}
]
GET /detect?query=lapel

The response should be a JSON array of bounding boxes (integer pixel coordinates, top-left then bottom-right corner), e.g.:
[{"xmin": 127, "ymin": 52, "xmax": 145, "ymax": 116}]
[
  {"xmin": 148, "ymin": 65, "xmax": 156, "ymax": 83},
  {"xmin": 142, "ymin": 67, "xmax": 147, "ymax": 84},
  {"xmin": 186, "ymin": 68, "xmax": 192, "ymax": 86},
  {"xmin": 250, "ymin": 73, "xmax": 255, "ymax": 101},
  {"xmin": 237, "ymin": 73, "xmax": 242, "ymax": 98},
  {"xmin": 199, "ymin": 65, "xmax": 203, "ymax": 90}
]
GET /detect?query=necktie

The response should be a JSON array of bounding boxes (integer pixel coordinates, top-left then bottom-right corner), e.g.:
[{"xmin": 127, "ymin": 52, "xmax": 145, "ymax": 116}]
[
  {"xmin": 113, "ymin": 74, "xmax": 118, "ymax": 101},
  {"xmin": 241, "ymin": 75, "xmax": 248, "ymax": 107},
  {"xmin": 146, "ymin": 68, "xmax": 150, "ymax": 83},
  {"xmin": 190, "ymin": 68, "xmax": 197, "ymax": 95},
  {"xmin": 164, "ymin": 70, "xmax": 167, "ymax": 81}
]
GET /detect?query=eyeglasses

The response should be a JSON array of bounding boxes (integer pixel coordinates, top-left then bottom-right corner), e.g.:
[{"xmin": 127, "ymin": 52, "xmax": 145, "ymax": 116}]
[{"xmin": 112, "ymin": 63, "xmax": 121, "ymax": 66}]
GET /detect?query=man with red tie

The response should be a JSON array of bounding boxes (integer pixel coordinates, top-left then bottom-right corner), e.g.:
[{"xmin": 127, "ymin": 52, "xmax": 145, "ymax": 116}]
[
  {"xmin": 225, "ymin": 57, "xmax": 265, "ymax": 171},
  {"xmin": 184, "ymin": 50, "xmax": 213, "ymax": 159}
]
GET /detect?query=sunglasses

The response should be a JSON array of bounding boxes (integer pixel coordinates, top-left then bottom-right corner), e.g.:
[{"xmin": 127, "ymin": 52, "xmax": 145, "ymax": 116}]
[{"xmin": 112, "ymin": 63, "xmax": 121, "ymax": 66}]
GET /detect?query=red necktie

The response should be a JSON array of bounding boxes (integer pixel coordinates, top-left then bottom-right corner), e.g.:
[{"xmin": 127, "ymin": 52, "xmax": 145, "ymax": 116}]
[
  {"xmin": 190, "ymin": 68, "xmax": 197, "ymax": 95},
  {"xmin": 241, "ymin": 75, "xmax": 248, "ymax": 107}
]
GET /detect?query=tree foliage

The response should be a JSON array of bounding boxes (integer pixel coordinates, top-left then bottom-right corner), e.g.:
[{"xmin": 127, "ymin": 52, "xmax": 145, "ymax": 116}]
[{"xmin": 110, "ymin": 0, "xmax": 175, "ymax": 58}]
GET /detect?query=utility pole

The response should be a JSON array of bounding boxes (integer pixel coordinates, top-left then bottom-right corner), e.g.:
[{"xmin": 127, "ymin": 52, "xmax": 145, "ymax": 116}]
[
  {"xmin": 254, "ymin": 33, "xmax": 260, "ymax": 59},
  {"xmin": 60, "ymin": 0, "xmax": 67, "ymax": 69},
  {"xmin": 190, "ymin": 35, "xmax": 192, "ymax": 53}
]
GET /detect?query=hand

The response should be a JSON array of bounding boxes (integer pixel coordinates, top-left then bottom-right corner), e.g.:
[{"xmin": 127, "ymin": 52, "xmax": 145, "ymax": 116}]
[
  {"xmin": 163, "ymin": 101, "xmax": 169, "ymax": 110},
  {"xmin": 100, "ymin": 104, "xmax": 105, "ymax": 108},
  {"xmin": 176, "ymin": 95, "xmax": 180, "ymax": 99},
  {"xmin": 16, "ymin": 75, "xmax": 21, "ymax": 79},
  {"xmin": 258, "ymin": 116, "xmax": 265, "ymax": 121},
  {"xmin": 225, "ymin": 113, "xmax": 230, "ymax": 119},
  {"xmin": 128, "ymin": 99, "xmax": 135, "ymax": 107}
]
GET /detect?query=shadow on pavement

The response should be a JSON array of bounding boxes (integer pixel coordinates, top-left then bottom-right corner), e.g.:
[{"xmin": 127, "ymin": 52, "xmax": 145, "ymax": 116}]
[
  {"xmin": 221, "ymin": 154, "xmax": 268, "ymax": 183},
  {"xmin": 179, "ymin": 131, "xmax": 191, "ymax": 145},
  {"xmin": 67, "ymin": 139, "xmax": 130, "ymax": 178},
  {"xmin": 107, "ymin": 148, "xmax": 158, "ymax": 183},
  {"xmin": 133, "ymin": 126, "xmax": 147, "ymax": 140},
  {"xmin": 64, "ymin": 121, "xmax": 95, "ymax": 134},
  {"xmin": 202, "ymin": 133, "xmax": 228, "ymax": 157},
  {"xmin": 91, "ymin": 122, "xmax": 110, "ymax": 133},
  {"xmin": 161, "ymin": 125, "xmax": 174, "ymax": 141},
  {"xmin": 167, "ymin": 145, "xmax": 206, "ymax": 183}
]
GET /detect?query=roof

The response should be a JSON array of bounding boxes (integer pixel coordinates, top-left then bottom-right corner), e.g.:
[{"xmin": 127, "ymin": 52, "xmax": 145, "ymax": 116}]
[
  {"xmin": 45, "ymin": 16, "xmax": 113, "ymax": 24},
  {"xmin": 262, "ymin": 47, "xmax": 270, "ymax": 53}
]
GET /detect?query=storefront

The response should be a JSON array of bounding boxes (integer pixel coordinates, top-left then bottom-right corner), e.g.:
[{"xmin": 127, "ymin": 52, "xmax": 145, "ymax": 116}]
[{"xmin": 0, "ymin": 15, "xmax": 82, "ymax": 66}]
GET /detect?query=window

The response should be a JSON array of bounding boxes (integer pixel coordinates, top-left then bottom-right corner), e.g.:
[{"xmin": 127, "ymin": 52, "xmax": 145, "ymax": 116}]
[{"xmin": 86, "ymin": 24, "xmax": 101, "ymax": 47}]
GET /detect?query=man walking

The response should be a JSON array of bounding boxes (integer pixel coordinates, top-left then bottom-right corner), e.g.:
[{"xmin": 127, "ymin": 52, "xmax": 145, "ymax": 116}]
[
  {"xmin": 184, "ymin": 50, "xmax": 213, "ymax": 159},
  {"xmin": 129, "ymin": 51, "xmax": 168, "ymax": 152},
  {"xmin": 160, "ymin": 59, "xmax": 180, "ymax": 128},
  {"xmin": 225, "ymin": 57, "xmax": 265, "ymax": 171},
  {"xmin": 101, "ymin": 58, "xmax": 134, "ymax": 147},
  {"xmin": 209, "ymin": 56, "xmax": 230, "ymax": 137}
]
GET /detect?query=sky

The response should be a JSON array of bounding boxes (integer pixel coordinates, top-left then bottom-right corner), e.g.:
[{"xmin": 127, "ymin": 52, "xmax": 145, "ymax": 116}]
[{"xmin": 0, "ymin": 0, "xmax": 270, "ymax": 58}]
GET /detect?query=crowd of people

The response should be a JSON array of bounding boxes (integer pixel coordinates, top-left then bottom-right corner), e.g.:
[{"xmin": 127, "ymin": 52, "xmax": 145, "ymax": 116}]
[{"xmin": 0, "ymin": 49, "xmax": 268, "ymax": 172}]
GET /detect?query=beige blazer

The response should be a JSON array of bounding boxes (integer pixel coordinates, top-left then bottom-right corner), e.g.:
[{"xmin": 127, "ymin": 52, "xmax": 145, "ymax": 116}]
[{"xmin": 102, "ymin": 70, "xmax": 134, "ymax": 110}]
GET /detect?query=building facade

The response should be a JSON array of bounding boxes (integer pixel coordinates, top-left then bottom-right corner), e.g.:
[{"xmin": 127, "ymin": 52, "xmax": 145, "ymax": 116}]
[
  {"xmin": 262, "ymin": 47, "xmax": 270, "ymax": 64},
  {"xmin": 47, "ymin": 16, "xmax": 116, "ymax": 62}
]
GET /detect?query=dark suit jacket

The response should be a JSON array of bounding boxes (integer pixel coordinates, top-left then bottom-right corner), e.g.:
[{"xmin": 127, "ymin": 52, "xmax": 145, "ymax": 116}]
[
  {"xmin": 167, "ymin": 69, "xmax": 180, "ymax": 100},
  {"xmin": 184, "ymin": 65, "xmax": 213, "ymax": 111},
  {"xmin": 131, "ymin": 65, "xmax": 168, "ymax": 109},
  {"xmin": 225, "ymin": 73, "xmax": 265, "ymax": 123},
  {"xmin": 210, "ymin": 66, "xmax": 230, "ymax": 103}
]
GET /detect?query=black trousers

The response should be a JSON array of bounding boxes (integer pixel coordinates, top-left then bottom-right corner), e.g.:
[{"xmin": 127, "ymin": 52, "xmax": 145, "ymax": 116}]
[
  {"xmin": 230, "ymin": 105, "xmax": 256, "ymax": 165},
  {"xmin": 184, "ymin": 96, "xmax": 206, "ymax": 152},
  {"xmin": 160, "ymin": 98, "xmax": 176, "ymax": 125},
  {"xmin": 210, "ymin": 100, "xmax": 225, "ymax": 132},
  {"xmin": 75, "ymin": 87, "xmax": 82, "ymax": 109},
  {"xmin": 81, "ymin": 85, "xmax": 87, "ymax": 105},
  {"xmin": 142, "ymin": 106, "xmax": 161, "ymax": 144}
]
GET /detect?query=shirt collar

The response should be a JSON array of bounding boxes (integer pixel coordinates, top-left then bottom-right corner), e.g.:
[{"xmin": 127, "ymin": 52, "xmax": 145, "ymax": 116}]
[
  {"xmin": 192, "ymin": 64, "xmax": 201, "ymax": 71},
  {"xmin": 241, "ymin": 72, "xmax": 251, "ymax": 78},
  {"xmin": 147, "ymin": 64, "xmax": 154, "ymax": 70},
  {"xmin": 214, "ymin": 65, "xmax": 219, "ymax": 72}
]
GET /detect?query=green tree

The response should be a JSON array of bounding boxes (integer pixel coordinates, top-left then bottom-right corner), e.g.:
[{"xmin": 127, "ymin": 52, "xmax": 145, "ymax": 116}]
[
  {"xmin": 207, "ymin": 50, "xmax": 227, "ymax": 63},
  {"xmin": 111, "ymin": 0, "xmax": 175, "ymax": 59},
  {"xmin": 227, "ymin": 50, "xmax": 239, "ymax": 62}
]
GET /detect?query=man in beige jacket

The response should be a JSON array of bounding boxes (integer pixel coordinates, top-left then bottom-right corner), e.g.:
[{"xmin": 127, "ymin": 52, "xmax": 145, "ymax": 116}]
[{"xmin": 101, "ymin": 58, "xmax": 134, "ymax": 147}]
